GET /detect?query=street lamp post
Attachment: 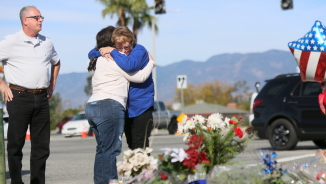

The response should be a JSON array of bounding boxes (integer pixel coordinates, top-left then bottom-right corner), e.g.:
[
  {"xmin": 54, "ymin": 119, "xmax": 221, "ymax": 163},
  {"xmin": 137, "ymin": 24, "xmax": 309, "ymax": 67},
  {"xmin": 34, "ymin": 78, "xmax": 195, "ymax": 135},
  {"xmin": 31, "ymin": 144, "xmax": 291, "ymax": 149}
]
[{"xmin": 152, "ymin": 18, "xmax": 157, "ymax": 101}]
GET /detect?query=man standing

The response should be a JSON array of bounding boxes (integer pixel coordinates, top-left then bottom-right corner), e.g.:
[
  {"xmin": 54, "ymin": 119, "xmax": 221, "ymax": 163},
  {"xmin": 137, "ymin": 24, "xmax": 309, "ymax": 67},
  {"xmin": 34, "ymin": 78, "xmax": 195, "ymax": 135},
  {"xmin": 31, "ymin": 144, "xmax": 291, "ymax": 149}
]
[{"xmin": 0, "ymin": 6, "xmax": 60, "ymax": 184}]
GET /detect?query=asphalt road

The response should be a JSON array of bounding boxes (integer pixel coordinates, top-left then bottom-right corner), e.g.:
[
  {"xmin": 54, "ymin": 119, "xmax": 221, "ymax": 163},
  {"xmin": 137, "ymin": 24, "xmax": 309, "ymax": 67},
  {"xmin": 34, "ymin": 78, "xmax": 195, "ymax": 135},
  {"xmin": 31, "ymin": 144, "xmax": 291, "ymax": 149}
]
[{"xmin": 4, "ymin": 129, "xmax": 322, "ymax": 184}]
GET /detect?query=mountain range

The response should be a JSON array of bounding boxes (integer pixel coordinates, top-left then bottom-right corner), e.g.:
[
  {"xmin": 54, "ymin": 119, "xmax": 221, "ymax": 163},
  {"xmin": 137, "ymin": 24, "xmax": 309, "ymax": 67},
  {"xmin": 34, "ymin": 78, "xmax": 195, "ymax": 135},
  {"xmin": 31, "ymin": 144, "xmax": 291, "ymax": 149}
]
[{"xmin": 55, "ymin": 49, "xmax": 298, "ymax": 108}]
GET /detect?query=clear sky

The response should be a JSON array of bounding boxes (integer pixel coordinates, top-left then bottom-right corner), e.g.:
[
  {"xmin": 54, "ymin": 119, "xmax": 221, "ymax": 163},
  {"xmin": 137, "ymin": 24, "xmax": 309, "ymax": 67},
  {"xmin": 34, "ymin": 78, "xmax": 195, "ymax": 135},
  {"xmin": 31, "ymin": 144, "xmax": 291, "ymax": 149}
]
[{"xmin": 1, "ymin": 0, "xmax": 326, "ymax": 74}]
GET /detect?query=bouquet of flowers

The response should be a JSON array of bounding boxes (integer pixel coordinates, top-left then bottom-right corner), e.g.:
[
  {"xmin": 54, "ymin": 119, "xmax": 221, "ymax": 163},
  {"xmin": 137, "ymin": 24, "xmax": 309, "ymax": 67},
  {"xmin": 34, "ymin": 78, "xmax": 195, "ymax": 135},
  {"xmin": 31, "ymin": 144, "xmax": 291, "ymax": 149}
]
[
  {"xmin": 117, "ymin": 147, "xmax": 157, "ymax": 179},
  {"xmin": 157, "ymin": 134, "xmax": 210, "ymax": 181},
  {"xmin": 123, "ymin": 134, "xmax": 209, "ymax": 184},
  {"xmin": 177, "ymin": 113, "xmax": 255, "ymax": 173}
]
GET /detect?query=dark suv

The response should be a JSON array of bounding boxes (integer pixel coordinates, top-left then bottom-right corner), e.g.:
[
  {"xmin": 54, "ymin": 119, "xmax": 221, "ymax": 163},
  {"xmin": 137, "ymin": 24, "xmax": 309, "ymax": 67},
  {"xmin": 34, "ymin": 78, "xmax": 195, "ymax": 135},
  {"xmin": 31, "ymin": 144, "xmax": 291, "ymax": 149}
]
[{"xmin": 252, "ymin": 73, "xmax": 326, "ymax": 150}]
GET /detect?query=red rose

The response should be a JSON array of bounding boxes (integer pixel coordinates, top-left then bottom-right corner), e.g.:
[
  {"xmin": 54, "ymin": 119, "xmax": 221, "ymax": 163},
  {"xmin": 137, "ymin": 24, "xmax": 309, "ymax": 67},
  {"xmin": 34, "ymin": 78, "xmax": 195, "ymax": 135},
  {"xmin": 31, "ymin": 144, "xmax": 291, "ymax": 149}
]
[
  {"xmin": 187, "ymin": 135, "xmax": 204, "ymax": 149},
  {"xmin": 160, "ymin": 173, "xmax": 168, "ymax": 180},
  {"xmin": 182, "ymin": 158, "xmax": 196, "ymax": 170},
  {"xmin": 229, "ymin": 120, "xmax": 237, "ymax": 124},
  {"xmin": 234, "ymin": 126, "xmax": 243, "ymax": 138}
]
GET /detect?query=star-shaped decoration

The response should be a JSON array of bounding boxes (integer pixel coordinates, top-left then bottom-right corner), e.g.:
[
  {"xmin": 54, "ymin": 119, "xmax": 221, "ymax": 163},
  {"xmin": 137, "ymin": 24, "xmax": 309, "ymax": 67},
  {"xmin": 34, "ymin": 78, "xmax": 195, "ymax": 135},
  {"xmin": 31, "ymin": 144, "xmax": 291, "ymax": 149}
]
[
  {"xmin": 305, "ymin": 39, "xmax": 309, "ymax": 43},
  {"xmin": 309, "ymin": 33, "xmax": 313, "ymax": 37},
  {"xmin": 323, "ymin": 35, "xmax": 326, "ymax": 39},
  {"xmin": 313, "ymin": 27, "xmax": 317, "ymax": 31},
  {"xmin": 301, "ymin": 46, "xmax": 305, "ymax": 50},
  {"xmin": 317, "ymin": 22, "xmax": 321, "ymax": 26},
  {"xmin": 293, "ymin": 43, "xmax": 296, "ymax": 47},
  {"xmin": 311, "ymin": 40, "xmax": 315, "ymax": 44},
  {"xmin": 297, "ymin": 44, "xmax": 300, "ymax": 48},
  {"xmin": 314, "ymin": 46, "xmax": 318, "ymax": 50},
  {"xmin": 320, "ymin": 28, "xmax": 324, "ymax": 33},
  {"xmin": 321, "ymin": 47, "xmax": 325, "ymax": 51},
  {"xmin": 307, "ymin": 46, "xmax": 311, "ymax": 50}
]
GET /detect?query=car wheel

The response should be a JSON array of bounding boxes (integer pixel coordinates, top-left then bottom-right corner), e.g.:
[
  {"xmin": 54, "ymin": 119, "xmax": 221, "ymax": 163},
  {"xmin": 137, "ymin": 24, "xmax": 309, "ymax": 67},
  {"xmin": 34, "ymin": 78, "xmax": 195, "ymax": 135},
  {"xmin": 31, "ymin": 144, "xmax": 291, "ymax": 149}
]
[
  {"xmin": 268, "ymin": 119, "xmax": 298, "ymax": 150},
  {"xmin": 55, "ymin": 126, "xmax": 61, "ymax": 134},
  {"xmin": 313, "ymin": 140, "xmax": 326, "ymax": 148}
]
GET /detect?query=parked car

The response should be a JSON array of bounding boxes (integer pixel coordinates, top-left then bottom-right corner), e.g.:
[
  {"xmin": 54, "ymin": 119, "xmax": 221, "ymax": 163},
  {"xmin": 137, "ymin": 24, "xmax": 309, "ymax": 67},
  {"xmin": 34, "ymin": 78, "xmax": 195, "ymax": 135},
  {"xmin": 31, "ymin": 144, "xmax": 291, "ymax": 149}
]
[
  {"xmin": 55, "ymin": 116, "xmax": 74, "ymax": 134},
  {"xmin": 249, "ymin": 92, "xmax": 258, "ymax": 125},
  {"xmin": 252, "ymin": 73, "xmax": 326, "ymax": 150},
  {"xmin": 61, "ymin": 112, "xmax": 92, "ymax": 137},
  {"xmin": 153, "ymin": 101, "xmax": 181, "ymax": 130}
]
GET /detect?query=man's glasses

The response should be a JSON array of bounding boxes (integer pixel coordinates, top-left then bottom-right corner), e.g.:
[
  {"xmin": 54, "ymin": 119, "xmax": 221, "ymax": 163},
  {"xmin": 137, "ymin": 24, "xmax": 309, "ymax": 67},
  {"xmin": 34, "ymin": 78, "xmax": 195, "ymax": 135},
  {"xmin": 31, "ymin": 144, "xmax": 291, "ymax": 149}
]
[
  {"xmin": 116, "ymin": 45, "xmax": 132, "ymax": 51},
  {"xmin": 26, "ymin": 16, "xmax": 44, "ymax": 20}
]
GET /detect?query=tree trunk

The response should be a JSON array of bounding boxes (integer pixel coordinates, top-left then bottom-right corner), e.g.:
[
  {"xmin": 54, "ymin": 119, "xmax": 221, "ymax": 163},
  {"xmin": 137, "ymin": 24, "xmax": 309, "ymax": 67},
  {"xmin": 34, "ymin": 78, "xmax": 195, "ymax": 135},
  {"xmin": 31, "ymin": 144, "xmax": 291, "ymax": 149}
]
[
  {"xmin": 118, "ymin": 8, "xmax": 126, "ymax": 26},
  {"xmin": 133, "ymin": 19, "xmax": 139, "ymax": 43}
]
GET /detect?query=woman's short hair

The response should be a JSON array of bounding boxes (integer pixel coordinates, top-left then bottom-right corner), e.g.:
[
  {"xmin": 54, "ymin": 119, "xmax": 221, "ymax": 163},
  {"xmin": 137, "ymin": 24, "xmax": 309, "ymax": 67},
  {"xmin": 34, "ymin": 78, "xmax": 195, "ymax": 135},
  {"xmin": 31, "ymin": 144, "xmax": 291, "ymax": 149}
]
[{"xmin": 111, "ymin": 26, "xmax": 135, "ymax": 46}]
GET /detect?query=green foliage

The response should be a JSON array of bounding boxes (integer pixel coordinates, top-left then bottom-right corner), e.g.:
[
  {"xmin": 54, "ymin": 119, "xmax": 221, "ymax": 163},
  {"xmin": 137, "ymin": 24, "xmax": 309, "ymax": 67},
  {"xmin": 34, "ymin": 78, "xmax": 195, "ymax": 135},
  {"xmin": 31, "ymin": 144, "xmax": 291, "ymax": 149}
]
[
  {"xmin": 194, "ymin": 120, "xmax": 255, "ymax": 173},
  {"xmin": 84, "ymin": 76, "xmax": 92, "ymax": 96},
  {"xmin": 158, "ymin": 154, "xmax": 195, "ymax": 175},
  {"xmin": 49, "ymin": 92, "xmax": 63, "ymax": 130},
  {"xmin": 49, "ymin": 92, "xmax": 83, "ymax": 130},
  {"xmin": 174, "ymin": 79, "xmax": 251, "ymax": 108},
  {"xmin": 96, "ymin": 0, "xmax": 156, "ymax": 42}
]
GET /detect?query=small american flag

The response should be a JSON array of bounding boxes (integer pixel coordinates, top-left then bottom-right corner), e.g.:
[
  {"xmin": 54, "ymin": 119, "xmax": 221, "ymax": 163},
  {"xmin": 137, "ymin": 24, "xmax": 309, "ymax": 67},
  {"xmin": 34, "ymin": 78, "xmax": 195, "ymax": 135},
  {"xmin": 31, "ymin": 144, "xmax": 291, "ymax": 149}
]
[{"xmin": 289, "ymin": 20, "xmax": 326, "ymax": 83}]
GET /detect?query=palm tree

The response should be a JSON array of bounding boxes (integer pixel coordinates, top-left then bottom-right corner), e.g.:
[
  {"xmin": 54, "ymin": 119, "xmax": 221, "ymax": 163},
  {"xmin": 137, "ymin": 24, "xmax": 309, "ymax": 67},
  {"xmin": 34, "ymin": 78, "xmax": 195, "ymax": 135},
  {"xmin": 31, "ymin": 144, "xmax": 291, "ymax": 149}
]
[{"xmin": 96, "ymin": 0, "xmax": 157, "ymax": 42}]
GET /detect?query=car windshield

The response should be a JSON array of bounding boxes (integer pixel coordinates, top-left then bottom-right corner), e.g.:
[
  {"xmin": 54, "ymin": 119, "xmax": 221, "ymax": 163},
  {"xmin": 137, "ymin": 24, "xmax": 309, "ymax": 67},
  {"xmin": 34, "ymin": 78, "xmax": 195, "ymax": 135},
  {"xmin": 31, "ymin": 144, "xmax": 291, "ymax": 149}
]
[{"xmin": 72, "ymin": 113, "xmax": 86, "ymax": 121}]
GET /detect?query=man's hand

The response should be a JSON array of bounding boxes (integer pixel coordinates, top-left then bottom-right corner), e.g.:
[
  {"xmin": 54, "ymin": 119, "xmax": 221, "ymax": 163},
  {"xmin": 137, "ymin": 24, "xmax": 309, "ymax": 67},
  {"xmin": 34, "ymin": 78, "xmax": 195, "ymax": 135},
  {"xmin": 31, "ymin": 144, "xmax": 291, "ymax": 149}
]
[
  {"xmin": 99, "ymin": 47, "xmax": 115, "ymax": 60},
  {"xmin": 47, "ymin": 83, "xmax": 55, "ymax": 98},
  {"xmin": 0, "ymin": 82, "xmax": 13, "ymax": 102}
]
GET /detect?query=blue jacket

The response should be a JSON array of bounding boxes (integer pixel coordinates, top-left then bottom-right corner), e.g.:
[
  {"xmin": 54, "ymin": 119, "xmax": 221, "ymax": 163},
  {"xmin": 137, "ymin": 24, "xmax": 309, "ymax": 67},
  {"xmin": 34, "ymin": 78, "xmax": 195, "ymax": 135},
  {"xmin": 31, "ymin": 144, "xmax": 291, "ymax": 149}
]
[{"xmin": 88, "ymin": 44, "xmax": 154, "ymax": 118}]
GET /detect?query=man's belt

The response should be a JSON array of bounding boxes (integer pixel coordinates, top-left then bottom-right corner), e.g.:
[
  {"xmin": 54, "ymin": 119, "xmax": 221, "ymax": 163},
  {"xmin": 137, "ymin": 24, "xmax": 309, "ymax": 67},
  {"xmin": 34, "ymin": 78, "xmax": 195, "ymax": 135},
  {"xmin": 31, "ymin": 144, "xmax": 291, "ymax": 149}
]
[{"xmin": 9, "ymin": 85, "xmax": 47, "ymax": 94}]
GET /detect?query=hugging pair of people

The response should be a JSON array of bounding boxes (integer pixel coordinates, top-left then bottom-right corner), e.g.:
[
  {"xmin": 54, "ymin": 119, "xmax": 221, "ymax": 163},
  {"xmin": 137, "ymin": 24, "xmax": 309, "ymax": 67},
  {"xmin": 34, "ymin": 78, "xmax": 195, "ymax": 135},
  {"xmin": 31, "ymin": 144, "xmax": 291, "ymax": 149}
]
[{"xmin": 85, "ymin": 26, "xmax": 155, "ymax": 184}]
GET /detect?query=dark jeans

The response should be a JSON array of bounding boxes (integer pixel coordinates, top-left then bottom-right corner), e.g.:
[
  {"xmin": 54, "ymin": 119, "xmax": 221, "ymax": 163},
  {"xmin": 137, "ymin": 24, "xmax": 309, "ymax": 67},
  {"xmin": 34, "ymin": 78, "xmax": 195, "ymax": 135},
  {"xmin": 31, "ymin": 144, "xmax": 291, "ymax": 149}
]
[
  {"xmin": 124, "ymin": 107, "xmax": 153, "ymax": 150},
  {"xmin": 85, "ymin": 99, "xmax": 125, "ymax": 184},
  {"xmin": 7, "ymin": 89, "xmax": 50, "ymax": 184}
]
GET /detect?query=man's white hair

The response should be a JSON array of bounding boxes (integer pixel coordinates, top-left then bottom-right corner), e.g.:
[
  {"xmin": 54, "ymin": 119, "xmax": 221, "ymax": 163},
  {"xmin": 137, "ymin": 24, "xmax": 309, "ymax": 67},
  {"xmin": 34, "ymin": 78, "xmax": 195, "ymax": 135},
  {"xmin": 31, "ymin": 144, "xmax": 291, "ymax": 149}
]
[{"xmin": 19, "ymin": 6, "xmax": 37, "ymax": 25}]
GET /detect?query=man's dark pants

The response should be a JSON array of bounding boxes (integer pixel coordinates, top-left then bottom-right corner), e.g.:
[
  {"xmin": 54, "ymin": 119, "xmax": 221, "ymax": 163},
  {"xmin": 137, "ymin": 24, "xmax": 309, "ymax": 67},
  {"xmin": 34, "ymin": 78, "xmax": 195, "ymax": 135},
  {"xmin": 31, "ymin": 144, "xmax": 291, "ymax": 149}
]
[
  {"xmin": 124, "ymin": 107, "xmax": 153, "ymax": 150},
  {"xmin": 7, "ymin": 89, "xmax": 50, "ymax": 184}
]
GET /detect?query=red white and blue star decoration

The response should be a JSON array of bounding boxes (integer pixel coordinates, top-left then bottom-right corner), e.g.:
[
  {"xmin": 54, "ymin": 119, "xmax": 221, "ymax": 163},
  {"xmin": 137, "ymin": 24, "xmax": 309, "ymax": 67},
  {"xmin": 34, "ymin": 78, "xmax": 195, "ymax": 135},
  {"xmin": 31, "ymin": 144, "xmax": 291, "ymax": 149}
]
[{"xmin": 289, "ymin": 20, "xmax": 326, "ymax": 83}]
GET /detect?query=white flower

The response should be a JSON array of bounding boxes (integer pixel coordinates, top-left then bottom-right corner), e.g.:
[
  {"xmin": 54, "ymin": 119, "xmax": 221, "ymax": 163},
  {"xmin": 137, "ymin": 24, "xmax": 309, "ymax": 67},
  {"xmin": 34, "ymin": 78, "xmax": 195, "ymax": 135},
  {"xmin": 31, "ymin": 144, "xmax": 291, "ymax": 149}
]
[
  {"xmin": 161, "ymin": 148, "xmax": 173, "ymax": 155},
  {"xmin": 207, "ymin": 113, "xmax": 225, "ymax": 130},
  {"xmin": 185, "ymin": 119, "xmax": 195, "ymax": 130},
  {"xmin": 144, "ymin": 147, "xmax": 153, "ymax": 154},
  {"xmin": 192, "ymin": 115, "xmax": 206, "ymax": 125},
  {"xmin": 170, "ymin": 148, "xmax": 188, "ymax": 163},
  {"xmin": 130, "ymin": 152, "xmax": 149, "ymax": 166},
  {"xmin": 224, "ymin": 117, "xmax": 230, "ymax": 128},
  {"xmin": 117, "ymin": 160, "xmax": 133, "ymax": 177},
  {"xmin": 177, "ymin": 123, "xmax": 184, "ymax": 134},
  {"xmin": 124, "ymin": 149, "xmax": 134, "ymax": 158},
  {"xmin": 181, "ymin": 115, "xmax": 188, "ymax": 123},
  {"xmin": 183, "ymin": 132, "xmax": 190, "ymax": 141},
  {"xmin": 201, "ymin": 125, "xmax": 208, "ymax": 130},
  {"xmin": 124, "ymin": 171, "xmax": 132, "ymax": 177}
]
